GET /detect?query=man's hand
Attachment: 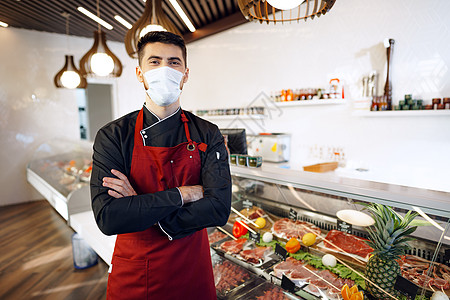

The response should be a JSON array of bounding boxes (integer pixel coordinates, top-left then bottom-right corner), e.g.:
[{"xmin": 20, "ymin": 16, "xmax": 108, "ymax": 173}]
[
  {"xmin": 103, "ymin": 169, "xmax": 137, "ymax": 198},
  {"xmin": 178, "ymin": 185, "xmax": 204, "ymax": 203}
]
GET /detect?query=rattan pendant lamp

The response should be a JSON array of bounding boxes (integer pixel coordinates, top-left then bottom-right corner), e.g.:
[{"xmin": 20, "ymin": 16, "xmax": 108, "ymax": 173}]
[
  {"xmin": 79, "ymin": 0, "xmax": 122, "ymax": 77},
  {"xmin": 125, "ymin": 0, "xmax": 181, "ymax": 59},
  {"xmin": 54, "ymin": 13, "xmax": 87, "ymax": 89},
  {"xmin": 238, "ymin": 0, "xmax": 336, "ymax": 24}
]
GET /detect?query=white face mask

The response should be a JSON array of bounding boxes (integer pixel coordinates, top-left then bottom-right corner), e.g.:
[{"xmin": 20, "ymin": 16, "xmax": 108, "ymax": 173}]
[{"xmin": 142, "ymin": 66, "xmax": 184, "ymax": 107}]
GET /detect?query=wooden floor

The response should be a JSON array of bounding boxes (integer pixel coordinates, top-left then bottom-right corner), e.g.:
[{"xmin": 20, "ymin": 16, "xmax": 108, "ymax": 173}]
[{"xmin": 0, "ymin": 200, "xmax": 108, "ymax": 300}]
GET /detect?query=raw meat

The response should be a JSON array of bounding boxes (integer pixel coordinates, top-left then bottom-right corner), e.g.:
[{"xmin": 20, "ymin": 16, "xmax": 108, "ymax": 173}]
[
  {"xmin": 240, "ymin": 207, "xmax": 266, "ymax": 220},
  {"xmin": 272, "ymin": 218, "xmax": 322, "ymax": 240},
  {"xmin": 273, "ymin": 257, "xmax": 355, "ymax": 293},
  {"xmin": 290, "ymin": 268, "xmax": 313, "ymax": 280},
  {"xmin": 208, "ymin": 230, "xmax": 227, "ymax": 245},
  {"xmin": 213, "ymin": 260, "xmax": 251, "ymax": 295},
  {"xmin": 398, "ymin": 255, "xmax": 450, "ymax": 290},
  {"xmin": 240, "ymin": 247, "xmax": 270, "ymax": 264},
  {"xmin": 253, "ymin": 285, "xmax": 297, "ymax": 300},
  {"xmin": 220, "ymin": 238, "xmax": 247, "ymax": 254},
  {"xmin": 273, "ymin": 257, "xmax": 305, "ymax": 277},
  {"xmin": 323, "ymin": 230, "xmax": 373, "ymax": 258}
]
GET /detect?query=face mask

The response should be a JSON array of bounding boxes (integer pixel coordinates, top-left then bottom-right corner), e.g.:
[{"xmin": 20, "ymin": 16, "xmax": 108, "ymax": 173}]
[{"xmin": 142, "ymin": 66, "xmax": 184, "ymax": 107}]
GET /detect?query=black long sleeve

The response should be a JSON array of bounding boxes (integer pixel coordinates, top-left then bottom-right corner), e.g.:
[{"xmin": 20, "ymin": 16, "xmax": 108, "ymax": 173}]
[{"xmin": 90, "ymin": 115, "xmax": 183, "ymax": 235}]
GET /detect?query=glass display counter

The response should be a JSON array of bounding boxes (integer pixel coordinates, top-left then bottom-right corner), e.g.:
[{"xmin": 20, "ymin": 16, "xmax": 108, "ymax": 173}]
[
  {"xmin": 26, "ymin": 138, "xmax": 93, "ymax": 222},
  {"xmin": 208, "ymin": 164, "xmax": 450, "ymax": 300}
]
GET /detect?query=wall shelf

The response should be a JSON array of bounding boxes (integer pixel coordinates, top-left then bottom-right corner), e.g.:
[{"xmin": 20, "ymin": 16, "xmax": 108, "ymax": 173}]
[
  {"xmin": 352, "ymin": 110, "xmax": 450, "ymax": 117},
  {"xmin": 272, "ymin": 99, "xmax": 346, "ymax": 107},
  {"xmin": 200, "ymin": 114, "xmax": 266, "ymax": 120}
]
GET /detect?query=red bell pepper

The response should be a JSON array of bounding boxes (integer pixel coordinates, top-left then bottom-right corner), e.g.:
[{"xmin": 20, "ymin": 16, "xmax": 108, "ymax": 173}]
[{"xmin": 232, "ymin": 221, "xmax": 248, "ymax": 238}]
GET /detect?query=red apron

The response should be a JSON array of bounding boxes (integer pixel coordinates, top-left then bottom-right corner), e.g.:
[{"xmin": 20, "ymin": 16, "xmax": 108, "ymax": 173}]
[{"xmin": 106, "ymin": 108, "xmax": 216, "ymax": 300}]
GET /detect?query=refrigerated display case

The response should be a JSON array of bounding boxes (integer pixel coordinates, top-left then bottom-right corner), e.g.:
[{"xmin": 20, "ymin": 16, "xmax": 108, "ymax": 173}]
[
  {"xmin": 208, "ymin": 164, "xmax": 450, "ymax": 299},
  {"xmin": 26, "ymin": 139, "xmax": 93, "ymax": 222},
  {"xmin": 26, "ymin": 139, "xmax": 117, "ymax": 265}
]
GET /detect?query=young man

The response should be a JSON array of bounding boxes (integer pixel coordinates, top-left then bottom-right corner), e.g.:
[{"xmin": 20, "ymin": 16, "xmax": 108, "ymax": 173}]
[{"xmin": 90, "ymin": 31, "xmax": 231, "ymax": 300}]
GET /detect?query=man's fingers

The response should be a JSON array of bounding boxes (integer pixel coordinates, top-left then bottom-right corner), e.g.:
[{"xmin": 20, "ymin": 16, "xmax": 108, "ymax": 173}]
[
  {"xmin": 111, "ymin": 169, "xmax": 128, "ymax": 181},
  {"xmin": 103, "ymin": 181, "xmax": 128, "ymax": 194},
  {"xmin": 103, "ymin": 177, "xmax": 125, "ymax": 186},
  {"xmin": 110, "ymin": 170, "xmax": 135, "ymax": 192},
  {"xmin": 108, "ymin": 189, "xmax": 123, "ymax": 198}
]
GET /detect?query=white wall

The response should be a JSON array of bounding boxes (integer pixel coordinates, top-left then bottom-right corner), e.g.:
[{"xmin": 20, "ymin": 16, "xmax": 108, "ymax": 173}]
[
  {"xmin": 1, "ymin": 0, "xmax": 449, "ymax": 206},
  {"xmin": 0, "ymin": 27, "xmax": 144, "ymax": 206},
  {"xmin": 181, "ymin": 0, "xmax": 450, "ymax": 192}
]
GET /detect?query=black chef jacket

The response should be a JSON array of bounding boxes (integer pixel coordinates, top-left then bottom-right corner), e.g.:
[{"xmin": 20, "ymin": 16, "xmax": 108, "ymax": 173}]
[{"xmin": 90, "ymin": 106, "xmax": 232, "ymax": 240}]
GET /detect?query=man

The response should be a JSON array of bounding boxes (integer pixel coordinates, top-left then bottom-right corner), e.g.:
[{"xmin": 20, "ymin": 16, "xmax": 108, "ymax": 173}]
[{"xmin": 90, "ymin": 31, "xmax": 231, "ymax": 300}]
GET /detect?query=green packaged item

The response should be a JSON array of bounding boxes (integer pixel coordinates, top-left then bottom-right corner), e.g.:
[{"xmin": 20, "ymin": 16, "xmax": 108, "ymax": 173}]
[
  {"xmin": 237, "ymin": 155, "xmax": 247, "ymax": 166},
  {"xmin": 247, "ymin": 156, "xmax": 262, "ymax": 168},
  {"xmin": 230, "ymin": 154, "xmax": 237, "ymax": 165}
]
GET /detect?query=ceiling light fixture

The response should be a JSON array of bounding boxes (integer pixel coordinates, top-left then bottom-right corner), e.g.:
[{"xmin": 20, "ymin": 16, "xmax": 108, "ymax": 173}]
[
  {"xmin": 114, "ymin": 15, "xmax": 132, "ymax": 29},
  {"xmin": 267, "ymin": 0, "xmax": 302, "ymax": 10},
  {"xmin": 238, "ymin": 0, "xmax": 336, "ymax": 24},
  {"xmin": 79, "ymin": 0, "xmax": 122, "ymax": 77},
  {"xmin": 0, "ymin": 20, "xmax": 8, "ymax": 28},
  {"xmin": 125, "ymin": 0, "xmax": 181, "ymax": 59},
  {"xmin": 168, "ymin": 0, "xmax": 196, "ymax": 33},
  {"xmin": 77, "ymin": 6, "xmax": 113, "ymax": 30},
  {"xmin": 54, "ymin": 13, "xmax": 86, "ymax": 89}
]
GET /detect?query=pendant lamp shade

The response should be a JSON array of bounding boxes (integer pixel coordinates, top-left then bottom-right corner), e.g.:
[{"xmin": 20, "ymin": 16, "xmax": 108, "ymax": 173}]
[
  {"xmin": 238, "ymin": 0, "xmax": 336, "ymax": 24},
  {"xmin": 125, "ymin": 0, "xmax": 181, "ymax": 59},
  {"xmin": 54, "ymin": 55, "xmax": 87, "ymax": 89},
  {"xmin": 80, "ymin": 30, "xmax": 122, "ymax": 77}
]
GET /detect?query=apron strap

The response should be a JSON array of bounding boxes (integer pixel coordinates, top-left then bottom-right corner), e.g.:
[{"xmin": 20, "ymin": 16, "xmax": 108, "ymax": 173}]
[{"xmin": 181, "ymin": 110, "xmax": 208, "ymax": 152}]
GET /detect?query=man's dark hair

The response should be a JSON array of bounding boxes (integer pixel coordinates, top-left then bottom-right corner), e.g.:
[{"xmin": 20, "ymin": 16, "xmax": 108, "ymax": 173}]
[{"xmin": 137, "ymin": 31, "xmax": 187, "ymax": 67}]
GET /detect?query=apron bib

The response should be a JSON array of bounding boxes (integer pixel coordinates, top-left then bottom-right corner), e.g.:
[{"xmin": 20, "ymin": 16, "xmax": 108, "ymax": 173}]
[{"xmin": 106, "ymin": 109, "xmax": 216, "ymax": 300}]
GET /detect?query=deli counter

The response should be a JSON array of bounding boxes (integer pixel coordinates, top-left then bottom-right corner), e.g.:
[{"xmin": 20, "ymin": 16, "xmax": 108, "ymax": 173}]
[
  {"xmin": 210, "ymin": 165, "xmax": 450, "ymax": 300},
  {"xmin": 26, "ymin": 141, "xmax": 450, "ymax": 300}
]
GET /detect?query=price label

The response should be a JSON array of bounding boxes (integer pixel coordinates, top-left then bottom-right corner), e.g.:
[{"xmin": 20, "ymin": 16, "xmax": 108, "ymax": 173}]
[
  {"xmin": 242, "ymin": 199, "xmax": 253, "ymax": 209},
  {"xmin": 289, "ymin": 208, "xmax": 297, "ymax": 221},
  {"xmin": 337, "ymin": 219, "xmax": 352, "ymax": 234},
  {"xmin": 394, "ymin": 275, "xmax": 418, "ymax": 299},
  {"xmin": 275, "ymin": 243, "xmax": 287, "ymax": 260},
  {"xmin": 249, "ymin": 231, "xmax": 260, "ymax": 243},
  {"xmin": 281, "ymin": 274, "xmax": 296, "ymax": 293}
]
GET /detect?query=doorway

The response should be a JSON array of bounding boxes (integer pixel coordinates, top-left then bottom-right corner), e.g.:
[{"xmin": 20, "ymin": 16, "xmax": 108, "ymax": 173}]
[{"xmin": 77, "ymin": 83, "xmax": 114, "ymax": 141}]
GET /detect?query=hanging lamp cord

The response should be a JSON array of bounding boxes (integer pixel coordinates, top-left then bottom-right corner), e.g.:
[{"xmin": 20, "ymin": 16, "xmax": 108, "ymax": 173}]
[
  {"xmin": 97, "ymin": 0, "xmax": 101, "ymax": 32},
  {"xmin": 151, "ymin": 0, "xmax": 156, "ymax": 25},
  {"xmin": 65, "ymin": 14, "xmax": 71, "ymax": 53}
]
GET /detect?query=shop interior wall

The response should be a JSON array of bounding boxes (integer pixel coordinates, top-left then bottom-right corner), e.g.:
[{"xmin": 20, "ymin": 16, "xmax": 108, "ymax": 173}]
[
  {"xmin": 0, "ymin": 27, "xmax": 143, "ymax": 206},
  {"xmin": 180, "ymin": 0, "xmax": 450, "ymax": 192},
  {"xmin": 1, "ymin": 0, "xmax": 449, "ymax": 207}
]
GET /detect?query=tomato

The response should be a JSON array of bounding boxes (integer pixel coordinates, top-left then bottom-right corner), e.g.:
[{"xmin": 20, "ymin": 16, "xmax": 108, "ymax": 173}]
[{"xmin": 232, "ymin": 221, "xmax": 248, "ymax": 238}]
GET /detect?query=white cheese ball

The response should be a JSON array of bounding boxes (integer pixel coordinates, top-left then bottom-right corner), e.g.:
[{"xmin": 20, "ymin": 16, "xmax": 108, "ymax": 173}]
[
  {"xmin": 431, "ymin": 291, "xmax": 449, "ymax": 300},
  {"xmin": 262, "ymin": 232, "xmax": 273, "ymax": 243},
  {"xmin": 322, "ymin": 254, "xmax": 337, "ymax": 268}
]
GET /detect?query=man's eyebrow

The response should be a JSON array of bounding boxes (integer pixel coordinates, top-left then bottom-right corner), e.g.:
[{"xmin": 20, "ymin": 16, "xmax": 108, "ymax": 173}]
[
  {"xmin": 167, "ymin": 57, "xmax": 182, "ymax": 61},
  {"xmin": 147, "ymin": 55, "xmax": 163, "ymax": 61}
]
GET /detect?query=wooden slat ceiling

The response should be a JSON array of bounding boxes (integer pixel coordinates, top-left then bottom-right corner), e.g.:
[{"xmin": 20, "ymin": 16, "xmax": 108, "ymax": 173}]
[{"xmin": 0, "ymin": 0, "xmax": 247, "ymax": 44}]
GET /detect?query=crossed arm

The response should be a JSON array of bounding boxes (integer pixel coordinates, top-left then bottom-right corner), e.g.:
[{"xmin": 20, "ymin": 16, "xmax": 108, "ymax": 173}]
[
  {"xmin": 102, "ymin": 169, "xmax": 204, "ymax": 204},
  {"xmin": 91, "ymin": 127, "xmax": 232, "ymax": 238}
]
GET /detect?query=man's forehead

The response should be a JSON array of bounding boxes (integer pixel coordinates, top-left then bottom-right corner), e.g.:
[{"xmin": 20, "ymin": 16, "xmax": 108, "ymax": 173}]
[{"xmin": 143, "ymin": 42, "xmax": 183, "ymax": 59}]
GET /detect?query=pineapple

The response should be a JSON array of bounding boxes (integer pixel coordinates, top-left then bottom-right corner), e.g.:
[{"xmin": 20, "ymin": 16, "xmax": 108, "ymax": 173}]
[{"xmin": 363, "ymin": 203, "xmax": 418, "ymax": 299}]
